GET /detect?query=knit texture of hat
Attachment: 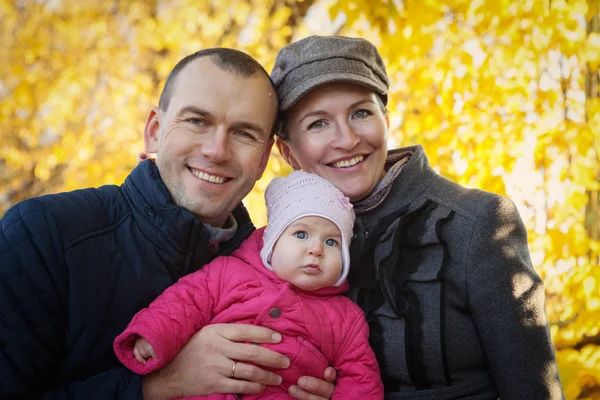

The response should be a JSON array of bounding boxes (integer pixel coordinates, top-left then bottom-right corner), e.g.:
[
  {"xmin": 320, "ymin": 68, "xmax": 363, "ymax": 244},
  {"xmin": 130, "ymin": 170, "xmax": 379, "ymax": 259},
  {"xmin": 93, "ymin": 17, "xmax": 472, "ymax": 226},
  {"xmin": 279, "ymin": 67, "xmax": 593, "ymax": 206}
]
[
  {"xmin": 270, "ymin": 35, "xmax": 390, "ymax": 111},
  {"xmin": 260, "ymin": 171, "xmax": 355, "ymax": 287}
]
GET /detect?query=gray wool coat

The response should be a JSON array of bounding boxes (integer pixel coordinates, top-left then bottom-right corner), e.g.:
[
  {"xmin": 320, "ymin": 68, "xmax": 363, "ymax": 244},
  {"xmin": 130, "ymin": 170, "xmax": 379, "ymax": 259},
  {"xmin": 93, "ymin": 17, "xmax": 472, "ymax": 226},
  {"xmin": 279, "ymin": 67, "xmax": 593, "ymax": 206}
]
[{"xmin": 347, "ymin": 145, "xmax": 564, "ymax": 400}]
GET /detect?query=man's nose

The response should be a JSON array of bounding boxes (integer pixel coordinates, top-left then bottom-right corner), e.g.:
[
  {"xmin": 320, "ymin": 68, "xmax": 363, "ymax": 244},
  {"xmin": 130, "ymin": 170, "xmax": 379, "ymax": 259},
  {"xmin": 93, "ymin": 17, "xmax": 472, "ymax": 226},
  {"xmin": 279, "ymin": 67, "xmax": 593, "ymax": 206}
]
[
  {"xmin": 332, "ymin": 121, "xmax": 360, "ymax": 150},
  {"xmin": 201, "ymin": 128, "xmax": 232, "ymax": 163}
]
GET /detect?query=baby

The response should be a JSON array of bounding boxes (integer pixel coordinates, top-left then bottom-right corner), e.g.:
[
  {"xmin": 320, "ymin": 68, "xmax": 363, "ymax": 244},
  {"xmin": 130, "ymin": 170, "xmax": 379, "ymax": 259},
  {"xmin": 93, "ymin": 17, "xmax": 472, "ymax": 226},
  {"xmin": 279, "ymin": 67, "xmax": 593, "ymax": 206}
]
[{"xmin": 113, "ymin": 171, "xmax": 383, "ymax": 399}]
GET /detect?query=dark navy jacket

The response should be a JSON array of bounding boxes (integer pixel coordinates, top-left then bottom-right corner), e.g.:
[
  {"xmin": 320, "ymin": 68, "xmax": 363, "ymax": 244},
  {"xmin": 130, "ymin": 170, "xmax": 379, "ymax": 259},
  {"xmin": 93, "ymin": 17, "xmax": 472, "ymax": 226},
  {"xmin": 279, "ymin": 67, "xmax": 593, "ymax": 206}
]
[{"xmin": 0, "ymin": 160, "xmax": 255, "ymax": 399}]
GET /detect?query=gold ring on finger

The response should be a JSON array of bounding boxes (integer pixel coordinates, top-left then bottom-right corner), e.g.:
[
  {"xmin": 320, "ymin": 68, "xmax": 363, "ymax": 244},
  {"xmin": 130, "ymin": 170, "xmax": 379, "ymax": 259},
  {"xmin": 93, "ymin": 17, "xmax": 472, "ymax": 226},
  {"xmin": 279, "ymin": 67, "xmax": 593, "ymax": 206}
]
[{"xmin": 231, "ymin": 361, "xmax": 237, "ymax": 378}]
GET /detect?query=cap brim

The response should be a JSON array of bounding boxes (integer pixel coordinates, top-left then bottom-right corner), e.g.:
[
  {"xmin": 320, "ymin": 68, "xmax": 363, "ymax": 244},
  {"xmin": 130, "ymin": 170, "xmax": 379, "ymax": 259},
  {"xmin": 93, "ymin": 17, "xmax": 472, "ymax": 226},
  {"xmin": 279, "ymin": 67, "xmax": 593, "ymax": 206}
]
[{"xmin": 280, "ymin": 72, "xmax": 387, "ymax": 111}]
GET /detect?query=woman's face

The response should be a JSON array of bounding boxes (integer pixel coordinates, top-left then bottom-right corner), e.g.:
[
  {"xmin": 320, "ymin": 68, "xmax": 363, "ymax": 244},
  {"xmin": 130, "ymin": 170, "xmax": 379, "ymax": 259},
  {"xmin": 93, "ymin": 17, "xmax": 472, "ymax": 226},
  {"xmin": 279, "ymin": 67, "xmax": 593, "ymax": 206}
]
[{"xmin": 277, "ymin": 82, "xmax": 389, "ymax": 202}]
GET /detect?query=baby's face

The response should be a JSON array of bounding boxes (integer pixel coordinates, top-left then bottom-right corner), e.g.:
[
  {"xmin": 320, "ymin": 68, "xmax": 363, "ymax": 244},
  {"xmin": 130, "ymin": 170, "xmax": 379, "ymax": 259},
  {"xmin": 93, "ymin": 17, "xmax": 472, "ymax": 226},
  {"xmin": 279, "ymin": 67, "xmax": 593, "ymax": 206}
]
[{"xmin": 270, "ymin": 216, "xmax": 343, "ymax": 291}]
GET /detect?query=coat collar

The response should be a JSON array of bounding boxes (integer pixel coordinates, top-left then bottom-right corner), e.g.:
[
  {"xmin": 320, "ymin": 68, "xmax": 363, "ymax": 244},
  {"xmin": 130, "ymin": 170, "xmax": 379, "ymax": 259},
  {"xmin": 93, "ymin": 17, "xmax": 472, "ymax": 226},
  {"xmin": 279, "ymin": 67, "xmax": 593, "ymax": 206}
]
[
  {"xmin": 376, "ymin": 145, "xmax": 438, "ymax": 216},
  {"xmin": 122, "ymin": 160, "xmax": 255, "ymax": 280}
]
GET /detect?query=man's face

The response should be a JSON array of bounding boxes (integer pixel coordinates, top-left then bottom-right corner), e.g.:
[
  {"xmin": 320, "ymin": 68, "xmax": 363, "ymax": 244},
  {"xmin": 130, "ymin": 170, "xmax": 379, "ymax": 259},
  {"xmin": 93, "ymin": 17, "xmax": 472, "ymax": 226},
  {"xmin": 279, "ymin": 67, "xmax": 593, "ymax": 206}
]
[{"xmin": 144, "ymin": 58, "xmax": 277, "ymax": 227}]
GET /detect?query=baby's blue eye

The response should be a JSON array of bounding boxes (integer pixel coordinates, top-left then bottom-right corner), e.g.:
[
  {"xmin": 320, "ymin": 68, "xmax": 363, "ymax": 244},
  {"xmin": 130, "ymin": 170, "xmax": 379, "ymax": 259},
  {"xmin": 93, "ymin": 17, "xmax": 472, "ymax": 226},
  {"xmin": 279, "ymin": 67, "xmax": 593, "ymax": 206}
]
[
  {"xmin": 295, "ymin": 231, "xmax": 307, "ymax": 239},
  {"xmin": 325, "ymin": 239, "xmax": 338, "ymax": 247}
]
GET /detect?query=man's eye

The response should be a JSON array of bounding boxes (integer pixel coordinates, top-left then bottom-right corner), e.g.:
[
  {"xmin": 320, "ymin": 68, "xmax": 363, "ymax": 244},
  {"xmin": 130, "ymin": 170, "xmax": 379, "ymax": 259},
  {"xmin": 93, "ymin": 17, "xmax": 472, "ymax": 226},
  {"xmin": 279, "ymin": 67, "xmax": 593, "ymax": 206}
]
[
  {"xmin": 325, "ymin": 238, "xmax": 338, "ymax": 247},
  {"xmin": 307, "ymin": 120, "xmax": 326, "ymax": 130},
  {"xmin": 295, "ymin": 231, "xmax": 307, "ymax": 239},
  {"xmin": 188, "ymin": 118, "xmax": 207, "ymax": 126},
  {"xmin": 235, "ymin": 131, "xmax": 254, "ymax": 140}
]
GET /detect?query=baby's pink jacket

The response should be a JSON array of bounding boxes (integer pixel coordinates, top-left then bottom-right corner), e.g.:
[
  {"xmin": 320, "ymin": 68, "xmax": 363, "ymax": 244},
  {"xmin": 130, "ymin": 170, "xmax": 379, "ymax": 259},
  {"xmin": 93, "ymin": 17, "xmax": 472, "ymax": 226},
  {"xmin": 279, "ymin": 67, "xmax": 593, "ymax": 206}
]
[{"xmin": 113, "ymin": 228, "xmax": 383, "ymax": 399}]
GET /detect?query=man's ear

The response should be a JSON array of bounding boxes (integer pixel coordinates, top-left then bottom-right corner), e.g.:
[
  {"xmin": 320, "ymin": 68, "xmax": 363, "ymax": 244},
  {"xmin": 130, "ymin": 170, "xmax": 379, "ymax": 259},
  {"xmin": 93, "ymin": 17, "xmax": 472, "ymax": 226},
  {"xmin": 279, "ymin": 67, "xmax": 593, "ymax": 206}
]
[
  {"xmin": 256, "ymin": 139, "xmax": 275, "ymax": 179},
  {"xmin": 144, "ymin": 106, "xmax": 162, "ymax": 153},
  {"xmin": 276, "ymin": 138, "xmax": 302, "ymax": 170}
]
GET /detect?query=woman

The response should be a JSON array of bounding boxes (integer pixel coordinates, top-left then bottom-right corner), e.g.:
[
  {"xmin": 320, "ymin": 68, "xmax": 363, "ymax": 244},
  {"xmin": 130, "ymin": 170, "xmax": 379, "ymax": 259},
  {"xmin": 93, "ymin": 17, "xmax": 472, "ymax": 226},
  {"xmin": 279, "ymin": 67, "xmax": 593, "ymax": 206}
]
[{"xmin": 270, "ymin": 35, "xmax": 564, "ymax": 399}]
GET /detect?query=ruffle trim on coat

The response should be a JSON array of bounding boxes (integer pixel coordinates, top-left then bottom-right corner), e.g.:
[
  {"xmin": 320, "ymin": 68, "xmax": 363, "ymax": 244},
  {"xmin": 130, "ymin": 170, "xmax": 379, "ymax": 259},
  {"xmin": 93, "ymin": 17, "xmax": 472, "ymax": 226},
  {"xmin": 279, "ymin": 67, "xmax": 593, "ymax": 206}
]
[{"xmin": 352, "ymin": 199, "xmax": 455, "ymax": 390}]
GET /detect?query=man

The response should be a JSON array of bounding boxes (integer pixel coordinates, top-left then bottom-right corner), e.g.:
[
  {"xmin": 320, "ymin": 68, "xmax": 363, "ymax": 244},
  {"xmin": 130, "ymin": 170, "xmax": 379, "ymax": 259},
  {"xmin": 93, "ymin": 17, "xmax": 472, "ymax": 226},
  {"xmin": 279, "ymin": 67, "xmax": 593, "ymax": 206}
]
[{"xmin": 0, "ymin": 48, "xmax": 291, "ymax": 399}]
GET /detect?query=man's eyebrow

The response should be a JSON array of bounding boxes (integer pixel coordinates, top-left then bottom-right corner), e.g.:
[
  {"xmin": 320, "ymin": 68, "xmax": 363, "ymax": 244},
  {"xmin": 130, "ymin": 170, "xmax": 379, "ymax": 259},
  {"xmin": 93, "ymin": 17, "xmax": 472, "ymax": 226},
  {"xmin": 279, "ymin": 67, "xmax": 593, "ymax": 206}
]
[
  {"xmin": 176, "ymin": 106, "xmax": 212, "ymax": 118},
  {"xmin": 299, "ymin": 98, "xmax": 377, "ymax": 125},
  {"xmin": 234, "ymin": 121, "xmax": 267, "ymax": 137},
  {"xmin": 175, "ymin": 106, "xmax": 267, "ymax": 136}
]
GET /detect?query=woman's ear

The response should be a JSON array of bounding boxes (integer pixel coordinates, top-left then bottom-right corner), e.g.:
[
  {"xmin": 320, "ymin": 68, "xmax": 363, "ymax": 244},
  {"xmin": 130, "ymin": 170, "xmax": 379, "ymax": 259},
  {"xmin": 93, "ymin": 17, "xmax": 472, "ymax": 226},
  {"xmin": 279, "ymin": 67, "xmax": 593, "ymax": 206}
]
[
  {"xmin": 276, "ymin": 138, "xmax": 302, "ymax": 170},
  {"xmin": 144, "ymin": 106, "xmax": 161, "ymax": 153}
]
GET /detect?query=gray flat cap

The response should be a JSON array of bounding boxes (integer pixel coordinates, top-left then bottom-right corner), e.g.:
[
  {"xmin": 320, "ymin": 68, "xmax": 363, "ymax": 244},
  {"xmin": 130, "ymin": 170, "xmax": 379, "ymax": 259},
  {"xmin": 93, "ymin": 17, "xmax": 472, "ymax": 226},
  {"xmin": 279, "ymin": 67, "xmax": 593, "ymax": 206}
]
[{"xmin": 271, "ymin": 35, "xmax": 390, "ymax": 111}]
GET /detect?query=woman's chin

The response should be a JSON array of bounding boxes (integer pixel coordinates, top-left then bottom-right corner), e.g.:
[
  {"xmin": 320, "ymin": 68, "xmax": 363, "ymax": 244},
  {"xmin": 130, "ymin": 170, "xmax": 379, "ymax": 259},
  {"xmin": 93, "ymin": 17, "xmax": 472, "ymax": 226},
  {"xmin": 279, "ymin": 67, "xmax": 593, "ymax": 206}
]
[
  {"xmin": 326, "ymin": 177, "xmax": 377, "ymax": 202},
  {"xmin": 321, "ymin": 161, "xmax": 384, "ymax": 202},
  {"xmin": 340, "ymin": 185, "xmax": 373, "ymax": 203}
]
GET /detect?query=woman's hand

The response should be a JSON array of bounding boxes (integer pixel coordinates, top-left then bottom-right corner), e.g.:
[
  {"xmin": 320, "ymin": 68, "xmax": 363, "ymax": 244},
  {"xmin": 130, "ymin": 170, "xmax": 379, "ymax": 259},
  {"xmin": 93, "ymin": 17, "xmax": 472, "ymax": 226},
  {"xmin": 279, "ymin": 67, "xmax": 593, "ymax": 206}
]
[
  {"xmin": 142, "ymin": 324, "xmax": 290, "ymax": 400},
  {"xmin": 289, "ymin": 367, "xmax": 337, "ymax": 400}
]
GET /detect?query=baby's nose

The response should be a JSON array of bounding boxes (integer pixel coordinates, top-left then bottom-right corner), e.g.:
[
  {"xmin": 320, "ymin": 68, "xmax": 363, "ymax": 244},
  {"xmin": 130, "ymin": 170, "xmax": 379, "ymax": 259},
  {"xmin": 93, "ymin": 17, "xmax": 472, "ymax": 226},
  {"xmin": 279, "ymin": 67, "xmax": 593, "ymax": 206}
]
[{"xmin": 308, "ymin": 241, "xmax": 323, "ymax": 256}]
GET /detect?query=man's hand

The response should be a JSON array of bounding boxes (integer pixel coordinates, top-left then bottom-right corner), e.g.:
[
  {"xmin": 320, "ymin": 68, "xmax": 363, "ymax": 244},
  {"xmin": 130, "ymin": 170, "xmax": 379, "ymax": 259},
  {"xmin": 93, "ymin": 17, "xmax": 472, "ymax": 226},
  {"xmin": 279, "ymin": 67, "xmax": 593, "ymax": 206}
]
[
  {"xmin": 142, "ymin": 324, "xmax": 290, "ymax": 400},
  {"xmin": 288, "ymin": 367, "xmax": 337, "ymax": 400}
]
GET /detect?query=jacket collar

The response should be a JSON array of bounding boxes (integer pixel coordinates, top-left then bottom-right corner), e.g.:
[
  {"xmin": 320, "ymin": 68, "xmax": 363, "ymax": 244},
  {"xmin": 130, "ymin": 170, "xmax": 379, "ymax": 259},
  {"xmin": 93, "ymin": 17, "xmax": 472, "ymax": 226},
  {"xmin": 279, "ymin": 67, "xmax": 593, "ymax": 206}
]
[
  {"xmin": 378, "ymin": 145, "xmax": 437, "ymax": 214},
  {"xmin": 122, "ymin": 160, "xmax": 255, "ymax": 280}
]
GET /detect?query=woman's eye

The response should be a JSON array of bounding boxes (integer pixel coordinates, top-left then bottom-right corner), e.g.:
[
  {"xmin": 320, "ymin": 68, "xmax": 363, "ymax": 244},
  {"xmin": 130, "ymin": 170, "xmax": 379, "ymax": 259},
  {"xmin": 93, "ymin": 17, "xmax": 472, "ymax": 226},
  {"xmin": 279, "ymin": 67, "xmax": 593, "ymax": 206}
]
[
  {"xmin": 307, "ymin": 120, "xmax": 326, "ymax": 130},
  {"xmin": 353, "ymin": 109, "xmax": 372, "ymax": 119},
  {"xmin": 295, "ymin": 231, "xmax": 307, "ymax": 239},
  {"xmin": 325, "ymin": 238, "xmax": 338, "ymax": 247}
]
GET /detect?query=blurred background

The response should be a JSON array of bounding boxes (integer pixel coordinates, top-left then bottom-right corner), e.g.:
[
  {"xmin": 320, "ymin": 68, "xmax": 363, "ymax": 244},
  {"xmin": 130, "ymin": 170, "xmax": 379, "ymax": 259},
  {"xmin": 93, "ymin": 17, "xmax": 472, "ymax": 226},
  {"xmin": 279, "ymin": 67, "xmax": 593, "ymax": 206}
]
[{"xmin": 1, "ymin": 0, "xmax": 599, "ymax": 397}]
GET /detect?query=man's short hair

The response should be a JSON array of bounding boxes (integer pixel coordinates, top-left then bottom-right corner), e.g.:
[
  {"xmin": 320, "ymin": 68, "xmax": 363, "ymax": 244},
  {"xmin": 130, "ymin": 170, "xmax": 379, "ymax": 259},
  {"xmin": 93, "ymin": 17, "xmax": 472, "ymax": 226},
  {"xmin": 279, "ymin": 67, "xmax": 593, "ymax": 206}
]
[{"xmin": 159, "ymin": 48, "xmax": 276, "ymax": 113}]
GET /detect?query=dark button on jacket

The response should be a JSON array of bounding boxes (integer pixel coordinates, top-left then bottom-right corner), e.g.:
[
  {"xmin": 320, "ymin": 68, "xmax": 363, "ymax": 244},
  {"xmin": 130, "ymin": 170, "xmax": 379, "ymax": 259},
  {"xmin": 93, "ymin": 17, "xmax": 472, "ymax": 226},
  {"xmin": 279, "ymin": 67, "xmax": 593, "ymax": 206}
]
[{"xmin": 269, "ymin": 308, "xmax": 281, "ymax": 318}]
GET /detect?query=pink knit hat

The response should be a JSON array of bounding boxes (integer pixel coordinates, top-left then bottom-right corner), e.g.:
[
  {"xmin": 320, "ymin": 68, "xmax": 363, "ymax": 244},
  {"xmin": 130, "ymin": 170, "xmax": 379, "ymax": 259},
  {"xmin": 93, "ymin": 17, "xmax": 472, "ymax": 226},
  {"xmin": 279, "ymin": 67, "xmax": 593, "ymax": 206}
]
[{"xmin": 260, "ymin": 171, "xmax": 355, "ymax": 287}]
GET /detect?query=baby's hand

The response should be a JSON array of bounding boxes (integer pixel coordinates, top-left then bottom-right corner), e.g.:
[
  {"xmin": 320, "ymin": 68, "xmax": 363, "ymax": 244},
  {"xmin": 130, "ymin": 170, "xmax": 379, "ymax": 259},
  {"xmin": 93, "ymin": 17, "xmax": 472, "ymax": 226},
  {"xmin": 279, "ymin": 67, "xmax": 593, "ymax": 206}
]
[{"xmin": 133, "ymin": 337, "xmax": 157, "ymax": 364}]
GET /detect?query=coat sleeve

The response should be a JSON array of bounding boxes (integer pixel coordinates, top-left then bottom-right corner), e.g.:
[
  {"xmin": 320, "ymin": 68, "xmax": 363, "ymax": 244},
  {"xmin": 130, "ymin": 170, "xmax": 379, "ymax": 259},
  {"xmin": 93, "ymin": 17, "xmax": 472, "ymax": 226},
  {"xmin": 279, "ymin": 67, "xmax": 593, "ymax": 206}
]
[
  {"xmin": 41, "ymin": 367, "xmax": 142, "ymax": 400},
  {"xmin": 0, "ymin": 200, "xmax": 69, "ymax": 399},
  {"xmin": 330, "ymin": 307, "xmax": 384, "ymax": 400},
  {"xmin": 113, "ymin": 258, "xmax": 225, "ymax": 375},
  {"xmin": 0, "ymin": 200, "xmax": 157, "ymax": 399},
  {"xmin": 467, "ymin": 194, "xmax": 564, "ymax": 400}
]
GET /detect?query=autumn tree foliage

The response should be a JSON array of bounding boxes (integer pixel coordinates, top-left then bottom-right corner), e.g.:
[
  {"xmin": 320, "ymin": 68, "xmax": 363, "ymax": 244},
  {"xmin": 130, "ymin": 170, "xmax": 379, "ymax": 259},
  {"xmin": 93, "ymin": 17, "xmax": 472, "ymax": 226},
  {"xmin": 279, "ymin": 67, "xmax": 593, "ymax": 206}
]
[{"xmin": 1, "ymin": 0, "xmax": 599, "ymax": 398}]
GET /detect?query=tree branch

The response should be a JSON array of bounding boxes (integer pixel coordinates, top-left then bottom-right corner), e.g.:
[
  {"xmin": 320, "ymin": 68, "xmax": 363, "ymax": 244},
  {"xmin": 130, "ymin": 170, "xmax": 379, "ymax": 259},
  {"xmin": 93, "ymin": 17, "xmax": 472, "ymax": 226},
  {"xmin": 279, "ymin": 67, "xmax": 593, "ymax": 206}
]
[{"xmin": 574, "ymin": 333, "xmax": 600, "ymax": 351}]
